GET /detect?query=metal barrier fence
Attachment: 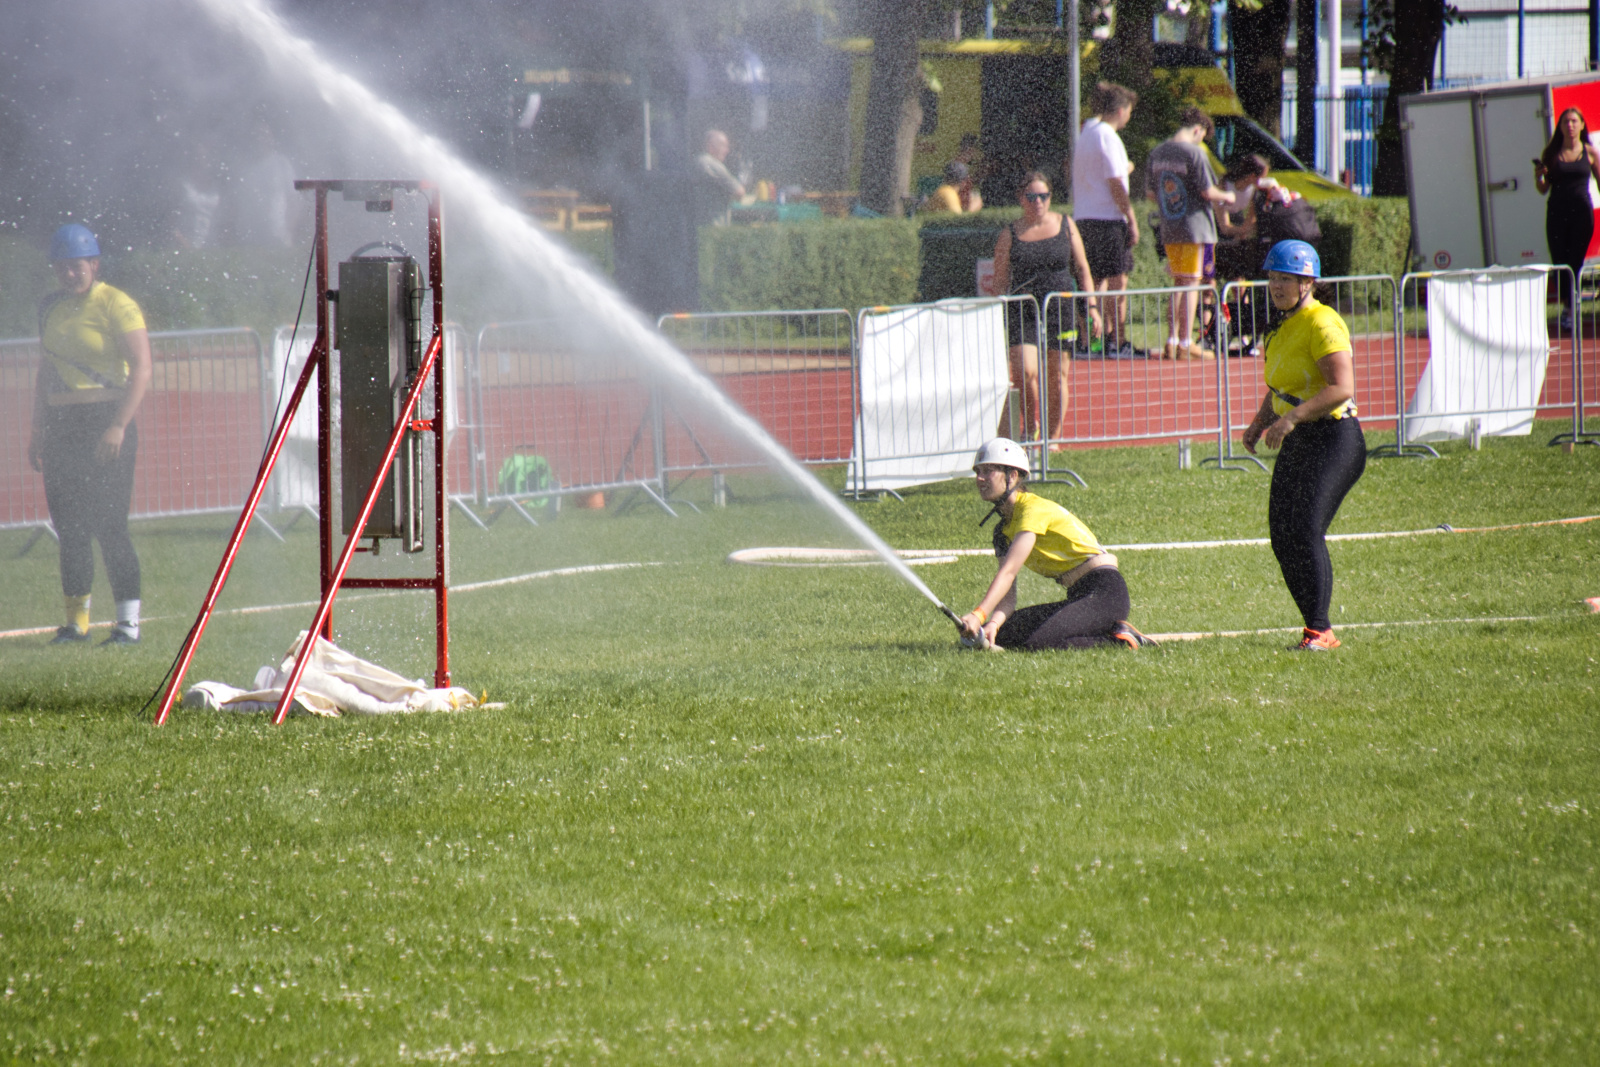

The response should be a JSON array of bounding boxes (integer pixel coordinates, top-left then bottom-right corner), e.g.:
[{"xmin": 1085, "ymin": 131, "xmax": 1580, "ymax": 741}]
[
  {"xmin": 1042, "ymin": 284, "xmax": 1229, "ymax": 470},
  {"xmin": 1395, "ymin": 266, "xmax": 1582, "ymax": 452},
  {"xmin": 1, "ymin": 327, "xmax": 269, "ymax": 534},
  {"xmin": 468, "ymin": 320, "xmax": 672, "ymax": 521},
  {"xmin": 1576, "ymin": 265, "xmax": 1600, "ymax": 445},
  {"xmin": 11, "ymin": 269, "xmax": 1586, "ymax": 541},
  {"xmin": 1219, "ymin": 274, "xmax": 1402, "ymax": 465},
  {"xmin": 655, "ymin": 309, "xmax": 857, "ymax": 481}
]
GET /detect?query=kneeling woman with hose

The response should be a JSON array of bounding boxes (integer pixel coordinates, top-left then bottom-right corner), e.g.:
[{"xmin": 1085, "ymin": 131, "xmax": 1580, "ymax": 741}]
[
  {"xmin": 1241, "ymin": 240, "xmax": 1365, "ymax": 651},
  {"xmin": 958, "ymin": 439, "xmax": 1151, "ymax": 651}
]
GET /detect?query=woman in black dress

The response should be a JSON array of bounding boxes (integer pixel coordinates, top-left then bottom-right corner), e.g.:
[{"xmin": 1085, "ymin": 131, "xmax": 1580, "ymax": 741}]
[
  {"xmin": 1534, "ymin": 107, "xmax": 1600, "ymax": 332},
  {"xmin": 987, "ymin": 172, "xmax": 1098, "ymax": 442}
]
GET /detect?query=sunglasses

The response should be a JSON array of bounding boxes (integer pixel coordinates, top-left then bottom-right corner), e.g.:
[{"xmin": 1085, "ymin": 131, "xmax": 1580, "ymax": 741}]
[{"xmin": 1023, "ymin": 192, "xmax": 1051, "ymax": 202}]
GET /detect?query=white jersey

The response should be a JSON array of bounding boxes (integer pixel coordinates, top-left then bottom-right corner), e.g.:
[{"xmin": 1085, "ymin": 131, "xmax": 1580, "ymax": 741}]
[{"xmin": 1073, "ymin": 117, "xmax": 1131, "ymax": 222}]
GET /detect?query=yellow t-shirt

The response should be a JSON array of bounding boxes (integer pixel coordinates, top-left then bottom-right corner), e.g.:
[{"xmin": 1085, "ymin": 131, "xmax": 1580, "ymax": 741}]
[
  {"xmin": 924, "ymin": 184, "xmax": 963, "ymax": 213},
  {"xmin": 40, "ymin": 282, "xmax": 146, "ymax": 392},
  {"xmin": 999, "ymin": 491, "xmax": 1105, "ymax": 580},
  {"xmin": 1263, "ymin": 298, "xmax": 1356, "ymax": 419}
]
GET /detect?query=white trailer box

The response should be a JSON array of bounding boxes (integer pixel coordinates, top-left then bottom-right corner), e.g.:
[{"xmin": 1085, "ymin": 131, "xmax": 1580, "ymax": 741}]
[{"xmin": 1401, "ymin": 73, "xmax": 1600, "ymax": 271}]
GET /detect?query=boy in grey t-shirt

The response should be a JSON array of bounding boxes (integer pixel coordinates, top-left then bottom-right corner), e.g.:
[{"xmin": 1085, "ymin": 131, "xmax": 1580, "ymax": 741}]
[{"xmin": 1146, "ymin": 107, "xmax": 1234, "ymax": 359}]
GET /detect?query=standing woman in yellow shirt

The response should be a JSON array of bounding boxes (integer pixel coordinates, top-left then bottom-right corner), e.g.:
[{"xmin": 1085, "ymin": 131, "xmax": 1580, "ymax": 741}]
[
  {"xmin": 27, "ymin": 224, "xmax": 152, "ymax": 645},
  {"xmin": 957, "ymin": 438, "xmax": 1151, "ymax": 651},
  {"xmin": 1241, "ymin": 240, "xmax": 1364, "ymax": 651}
]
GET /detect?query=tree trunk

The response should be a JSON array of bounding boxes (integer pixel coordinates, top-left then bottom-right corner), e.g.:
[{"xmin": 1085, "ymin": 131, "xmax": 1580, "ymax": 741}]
[
  {"xmin": 1230, "ymin": 0, "xmax": 1292, "ymax": 137},
  {"xmin": 1101, "ymin": 0, "xmax": 1158, "ymax": 91},
  {"xmin": 859, "ymin": 0, "xmax": 926, "ymax": 216},
  {"xmin": 1185, "ymin": 3, "xmax": 1211, "ymax": 49},
  {"xmin": 1372, "ymin": 0, "xmax": 1448, "ymax": 197},
  {"xmin": 1295, "ymin": 0, "xmax": 1318, "ymax": 167}
]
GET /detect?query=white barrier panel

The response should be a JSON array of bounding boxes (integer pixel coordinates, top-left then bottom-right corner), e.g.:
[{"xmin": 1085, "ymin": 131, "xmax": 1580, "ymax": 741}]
[
  {"xmin": 268, "ymin": 326, "xmax": 320, "ymax": 512},
  {"xmin": 1408, "ymin": 269, "xmax": 1552, "ymax": 439},
  {"xmin": 849, "ymin": 298, "xmax": 1013, "ymax": 493},
  {"xmin": 1399, "ymin": 266, "xmax": 1577, "ymax": 446},
  {"xmin": 1571, "ymin": 265, "xmax": 1600, "ymax": 445}
]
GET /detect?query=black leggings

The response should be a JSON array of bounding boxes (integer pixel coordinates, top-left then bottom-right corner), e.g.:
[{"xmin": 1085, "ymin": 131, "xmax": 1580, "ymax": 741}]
[
  {"xmin": 995, "ymin": 566, "xmax": 1130, "ymax": 650},
  {"xmin": 1546, "ymin": 195, "xmax": 1593, "ymax": 310},
  {"xmin": 1268, "ymin": 415, "xmax": 1365, "ymax": 631},
  {"xmin": 40, "ymin": 403, "xmax": 141, "ymax": 602}
]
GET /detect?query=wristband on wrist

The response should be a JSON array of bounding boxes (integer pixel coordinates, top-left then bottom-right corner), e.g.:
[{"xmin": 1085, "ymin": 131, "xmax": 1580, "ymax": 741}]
[{"xmin": 971, "ymin": 607, "xmax": 988, "ymax": 624}]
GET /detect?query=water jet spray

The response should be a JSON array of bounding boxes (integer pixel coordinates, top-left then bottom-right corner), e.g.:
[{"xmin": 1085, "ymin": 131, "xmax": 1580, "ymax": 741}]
[{"xmin": 158, "ymin": 0, "xmax": 964, "ymax": 710}]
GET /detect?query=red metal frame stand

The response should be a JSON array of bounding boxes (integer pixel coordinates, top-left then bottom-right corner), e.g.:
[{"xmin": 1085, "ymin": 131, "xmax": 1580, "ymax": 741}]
[{"xmin": 154, "ymin": 180, "xmax": 450, "ymax": 726}]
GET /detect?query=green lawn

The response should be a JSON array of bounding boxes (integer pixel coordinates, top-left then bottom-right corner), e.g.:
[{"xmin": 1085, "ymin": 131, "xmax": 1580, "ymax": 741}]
[{"xmin": 2, "ymin": 424, "xmax": 1597, "ymax": 1063}]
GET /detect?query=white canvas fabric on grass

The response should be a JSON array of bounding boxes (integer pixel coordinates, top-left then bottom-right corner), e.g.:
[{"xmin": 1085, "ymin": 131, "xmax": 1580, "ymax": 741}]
[
  {"xmin": 184, "ymin": 631, "xmax": 479, "ymax": 717},
  {"xmin": 849, "ymin": 300, "xmax": 1010, "ymax": 492},
  {"xmin": 1406, "ymin": 271, "xmax": 1552, "ymax": 441}
]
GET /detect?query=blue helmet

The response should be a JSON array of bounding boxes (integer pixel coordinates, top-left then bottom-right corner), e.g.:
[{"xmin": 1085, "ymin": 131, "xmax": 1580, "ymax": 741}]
[
  {"xmin": 1263, "ymin": 239, "xmax": 1320, "ymax": 279},
  {"xmin": 50, "ymin": 223, "xmax": 100, "ymax": 261}
]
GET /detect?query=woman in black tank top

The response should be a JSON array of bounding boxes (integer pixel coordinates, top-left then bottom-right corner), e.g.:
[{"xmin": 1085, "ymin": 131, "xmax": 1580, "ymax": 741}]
[
  {"xmin": 986, "ymin": 172, "xmax": 1098, "ymax": 443},
  {"xmin": 1535, "ymin": 107, "xmax": 1600, "ymax": 329}
]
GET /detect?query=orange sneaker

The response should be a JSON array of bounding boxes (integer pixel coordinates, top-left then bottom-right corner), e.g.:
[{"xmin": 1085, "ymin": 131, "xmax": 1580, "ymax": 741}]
[
  {"xmin": 1290, "ymin": 627, "xmax": 1340, "ymax": 651},
  {"xmin": 1111, "ymin": 621, "xmax": 1156, "ymax": 649}
]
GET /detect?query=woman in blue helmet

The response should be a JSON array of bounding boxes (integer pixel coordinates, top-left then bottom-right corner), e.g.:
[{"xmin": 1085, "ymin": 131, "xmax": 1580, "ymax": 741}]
[
  {"xmin": 1241, "ymin": 240, "xmax": 1364, "ymax": 651},
  {"xmin": 27, "ymin": 224, "xmax": 151, "ymax": 645}
]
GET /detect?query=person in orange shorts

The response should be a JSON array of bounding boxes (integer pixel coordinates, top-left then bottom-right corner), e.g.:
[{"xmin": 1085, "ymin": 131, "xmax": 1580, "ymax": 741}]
[{"xmin": 1146, "ymin": 107, "xmax": 1234, "ymax": 360}]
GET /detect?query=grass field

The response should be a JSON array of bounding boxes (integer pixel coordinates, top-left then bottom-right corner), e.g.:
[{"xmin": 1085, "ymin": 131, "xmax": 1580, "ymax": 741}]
[{"xmin": 2, "ymin": 423, "xmax": 1597, "ymax": 1063}]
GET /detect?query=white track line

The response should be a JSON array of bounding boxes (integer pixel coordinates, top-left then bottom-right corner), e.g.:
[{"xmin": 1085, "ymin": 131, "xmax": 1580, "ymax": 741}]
[
  {"xmin": 1112, "ymin": 513, "xmax": 1600, "ymax": 552},
  {"xmin": 0, "ymin": 562, "xmax": 658, "ymax": 641},
  {"xmin": 726, "ymin": 547, "xmax": 961, "ymax": 567},
  {"xmin": 728, "ymin": 514, "xmax": 1600, "ymax": 565},
  {"xmin": 1148, "ymin": 613, "xmax": 1554, "ymax": 643}
]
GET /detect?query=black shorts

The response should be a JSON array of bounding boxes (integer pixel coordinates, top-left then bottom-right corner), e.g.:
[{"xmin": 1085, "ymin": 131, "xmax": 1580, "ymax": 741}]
[
  {"xmin": 1075, "ymin": 219, "xmax": 1133, "ymax": 281},
  {"xmin": 1005, "ymin": 295, "xmax": 1090, "ymax": 349}
]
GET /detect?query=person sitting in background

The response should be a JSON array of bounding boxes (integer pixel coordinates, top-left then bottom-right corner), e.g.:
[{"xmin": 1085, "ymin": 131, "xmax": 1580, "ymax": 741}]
[
  {"xmin": 1215, "ymin": 154, "xmax": 1322, "ymax": 348},
  {"xmin": 1217, "ymin": 154, "xmax": 1320, "ymax": 272},
  {"xmin": 923, "ymin": 161, "xmax": 983, "ymax": 214},
  {"xmin": 693, "ymin": 129, "xmax": 747, "ymax": 228},
  {"xmin": 955, "ymin": 132, "xmax": 982, "ymax": 167}
]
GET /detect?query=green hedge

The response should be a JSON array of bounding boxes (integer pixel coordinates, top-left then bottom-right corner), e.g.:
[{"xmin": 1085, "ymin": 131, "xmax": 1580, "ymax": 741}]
[
  {"xmin": 1312, "ymin": 197, "xmax": 1414, "ymax": 279},
  {"xmin": 699, "ymin": 218, "xmax": 920, "ymax": 313},
  {"xmin": 916, "ymin": 207, "xmax": 1020, "ymax": 303}
]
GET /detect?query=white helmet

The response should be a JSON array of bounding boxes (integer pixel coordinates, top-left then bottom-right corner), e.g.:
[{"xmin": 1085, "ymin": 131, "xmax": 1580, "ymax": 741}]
[{"xmin": 972, "ymin": 438, "xmax": 1030, "ymax": 477}]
